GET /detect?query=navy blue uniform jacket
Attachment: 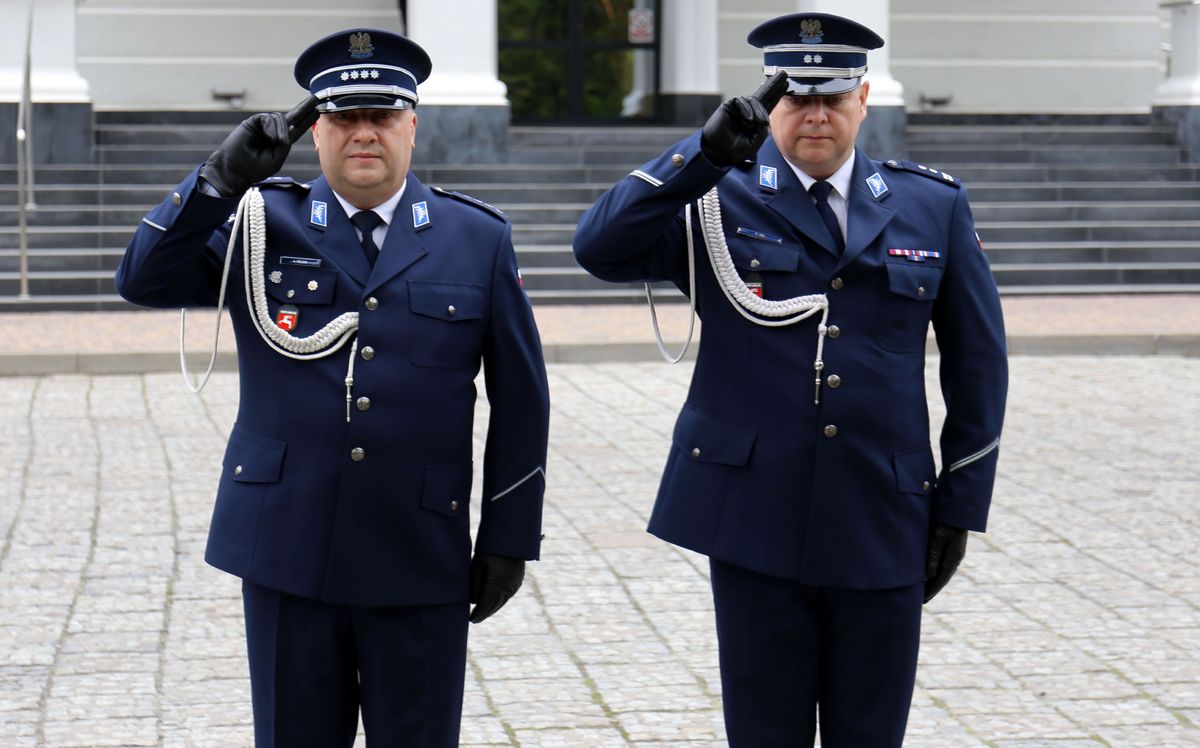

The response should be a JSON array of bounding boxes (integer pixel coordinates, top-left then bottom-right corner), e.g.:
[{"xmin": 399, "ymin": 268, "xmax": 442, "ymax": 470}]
[
  {"xmin": 574, "ymin": 134, "xmax": 1007, "ymax": 589},
  {"xmin": 117, "ymin": 168, "xmax": 550, "ymax": 607}
]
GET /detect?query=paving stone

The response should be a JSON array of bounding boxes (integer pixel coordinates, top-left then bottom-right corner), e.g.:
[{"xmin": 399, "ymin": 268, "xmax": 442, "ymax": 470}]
[{"xmin": 0, "ymin": 356, "xmax": 1197, "ymax": 745}]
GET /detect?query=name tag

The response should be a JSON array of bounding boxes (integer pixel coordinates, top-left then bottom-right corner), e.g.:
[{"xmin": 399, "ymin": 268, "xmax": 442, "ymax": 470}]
[{"xmin": 280, "ymin": 256, "xmax": 322, "ymax": 267}]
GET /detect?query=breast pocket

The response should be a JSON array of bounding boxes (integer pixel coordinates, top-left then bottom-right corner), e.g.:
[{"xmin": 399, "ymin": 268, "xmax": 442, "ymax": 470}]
[
  {"xmin": 408, "ymin": 281, "xmax": 486, "ymax": 369},
  {"xmin": 727, "ymin": 231, "xmax": 801, "ymax": 274},
  {"xmin": 877, "ymin": 261, "xmax": 943, "ymax": 353},
  {"xmin": 263, "ymin": 266, "xmax": 340, "ymax": 335}
]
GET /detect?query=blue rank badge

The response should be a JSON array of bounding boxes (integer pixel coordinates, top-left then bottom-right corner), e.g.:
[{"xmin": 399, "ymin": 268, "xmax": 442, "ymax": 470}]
[
  {"xmin": 866, "ymin": 172, "xmax": 889, "ymax": 199},
  {"xmin": 759, "ymin": 165, "xmax": 778, "ymax": 191},
  {"xmin": 310, "ymin": 200, "xmax": 328, "ymax": 227},
  {"xmin": 412, "ymin": 201, "xmax": 430, "ymax": 228}
]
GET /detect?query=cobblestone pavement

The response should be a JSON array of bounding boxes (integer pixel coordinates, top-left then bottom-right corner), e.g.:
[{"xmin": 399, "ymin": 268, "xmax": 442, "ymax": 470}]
[{"xmin": 1, "ymin": 356, "xmax": 1198, "ymax": 747}]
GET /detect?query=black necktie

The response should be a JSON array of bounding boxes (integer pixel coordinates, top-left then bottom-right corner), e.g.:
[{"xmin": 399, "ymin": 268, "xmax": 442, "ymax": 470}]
[
  {"xmin": 809, "ymin": 180, "xmax": 845, "ymax": 254},
  {"xmin": 350, "ymin": 210, "xmax": 384, "ymax": 267}
]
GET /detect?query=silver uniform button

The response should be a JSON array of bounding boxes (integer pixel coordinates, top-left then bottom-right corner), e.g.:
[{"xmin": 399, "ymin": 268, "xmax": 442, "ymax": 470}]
[
  {"xmin": 360, "ymin": 346, "xmax": 375, "ymax": 361},
  {"xmin": 827, "ymin": 374, "xmax": 842, "ymax": 388},
  {"xmin": 365, "ymin": 297, "xmax": 379, "ymax": 311},
  {"xmin": 922, "ymin": 481, "xmax": 932, "ymax": 492},
  {"xmin": 350, "ymin": 447, "xmax": 365, "ymax": 462},
  {"xmin": 172, "ymin": 192, "xmax": 182, "ymax": 206},
  {"xmin": 830, "ymin": 277, "xmax": 844, "ymax": 290},
  {"xmin": 749, "ymin": 258, "xmax": 760, "ymax": 269},
  {"xmin": 827, "ymin": 325, "xmax": 841, "ymax": 339},
  {"xmin": 917, "ymin": 286, "xmax": 927, "ymax": 297},
  {"xmin": 234, "ymin": 465, "xmax": 243, "ymax": 476},
  {"xmin": 356, "ymin": 396, "xmax": 371, "ymax": 411},
  {"xmin": 691, "ymin": 447, "xmax": 701, "ymax": 458},
  {"xmin": 447, "ymin": 305, "xmax": 456, "ymax": 318},
  {"xmin": 823, "ymin": 425, "xmax": 838, "ymax": 438},
  {"xmin": 671, "ymin": 153, "xmax": 685, "ymax": 167},
  {"xmin": 450, "ymin": 500, "xmax": 459, "ymax": 513}
]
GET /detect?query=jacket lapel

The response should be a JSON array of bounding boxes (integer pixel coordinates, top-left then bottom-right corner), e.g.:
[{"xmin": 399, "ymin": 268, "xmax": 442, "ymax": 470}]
[
  {"xmin": 305, "ymin": 178, "xmax": 372, "ymax": 287},
  {"xmin": 364, "ymin": 175, "xmax": 431, "ymax": 295},
  {"xmin": 839, "ymin": 148, "xmax": 897, "ymax": 271},
  {"xmin": 755, "ymin": 140, "xmax": 841, "ymax": 256}
]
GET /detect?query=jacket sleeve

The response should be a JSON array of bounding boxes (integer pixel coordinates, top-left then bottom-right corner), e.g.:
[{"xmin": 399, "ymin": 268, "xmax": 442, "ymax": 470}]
[
  {"xmin": 930, "ymin": 184, "xmax": 1009, "ymax": 531},
  {"xmin": 572, "ymin": 131, "xmax": 730, "ymax": 288},
  {"xmin": 114, "ymin": 167, "xmax": 241, "ymax": 309},
  {"xmin": 473, "ymin": 222, "xmax": 551, "ymax": 560}
]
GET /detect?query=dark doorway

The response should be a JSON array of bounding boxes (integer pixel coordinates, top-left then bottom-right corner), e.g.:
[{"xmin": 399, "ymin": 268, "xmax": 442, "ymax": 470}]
[{"xmin": 499, "ymin": 0, "xmax": 662, "ymax": 123}]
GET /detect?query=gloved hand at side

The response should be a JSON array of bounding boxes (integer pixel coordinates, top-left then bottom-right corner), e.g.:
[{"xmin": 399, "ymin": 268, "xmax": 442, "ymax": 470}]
[
  {"xmin": 924, "ymin": 524, "xmax": 969, "ymax": 603},
  {"xmin": 468, "ymin": 553, "xmax": 526, "ymax": 623}
]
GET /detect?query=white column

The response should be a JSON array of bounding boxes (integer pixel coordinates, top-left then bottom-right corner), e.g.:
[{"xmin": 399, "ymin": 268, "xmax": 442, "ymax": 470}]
[
  {"xmin": 1156, "ymin": 0, "xmax": 1200, "ymax": 105},
  {"xmin": 0, "ymin": 0, "xmax": 91, "ymax": 103},
  {"xmin": 662, "ymin": 0, "xmax": 719, "ymax": 95},
  {"xmin": 795, "ymin": 0, "xmax": 902, "ymax": 106},
  {"xmin": 407, "ymin": 0, "xmax": 506, "ymax": 105}
]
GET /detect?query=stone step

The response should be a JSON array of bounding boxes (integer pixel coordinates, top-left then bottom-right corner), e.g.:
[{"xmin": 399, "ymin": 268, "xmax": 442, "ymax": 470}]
[
  {"xmin": 0, "ymin": 248, "xmax": 124, "ymax": 273},
  {"xmin": 946, "ymin": 164, "xmax": 1200, "ymax": 182},
  {"xmin": 907, "ymin": 125, "xmax": 1177, "ymax": 146},
  {"xmin": 976, "ymin": 220, "xmax": 1200, "ymax": 243},
  {"xmin": 909, "ymin": 144, "xmax": 1184, "ymax": 166},
  {"xmin": 990, "ymin": 262, "xmax": 1200, "ymax": 287},
  {"xmin": 967, "ymin": 182, "xmax": 1200, "ymax": 202},
  {"xmin": 982, "ymin": 240, "xmax": 1200, "ymax": 264},
  {"xmin": 970, "ymin": 202, "xmax": 1200, "ymax": 222}
]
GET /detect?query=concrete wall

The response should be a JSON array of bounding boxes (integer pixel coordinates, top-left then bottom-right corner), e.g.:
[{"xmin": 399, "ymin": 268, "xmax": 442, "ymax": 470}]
[
  {"xmin": 889, "ymin": 0, "xmax": 1165, "ymax": 114},
  {"xmin": 76, "ymin": 0, "xmax": 403, "ymax": 110}
]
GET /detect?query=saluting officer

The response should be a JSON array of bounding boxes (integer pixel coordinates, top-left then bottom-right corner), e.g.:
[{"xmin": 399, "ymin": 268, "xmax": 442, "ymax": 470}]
[
  {"xmin": 116, "ymin": 28, "xmax": 549, "ymax": 747},
  {"xmin": 574, "ymin": 12, "xmax": 1007, "ymax": 747}
]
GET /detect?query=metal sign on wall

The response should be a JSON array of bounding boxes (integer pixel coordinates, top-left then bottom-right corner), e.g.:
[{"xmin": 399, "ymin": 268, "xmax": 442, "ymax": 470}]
[{"xmin": 628, "ymin": 8, "xmax": 654, "ymax": 43}]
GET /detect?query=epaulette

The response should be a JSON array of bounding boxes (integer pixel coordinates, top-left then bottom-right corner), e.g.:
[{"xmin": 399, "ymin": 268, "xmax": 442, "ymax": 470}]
[
  {"xmin": 432, "ymin": 186, "xmax": 507, "ymax": 221},
  {"xmin": 255, "ymin": 176, "xmax": 313, "ymax": 190},
  {"xmin": 883, "ymin": 159, "xmax": 960, "ymax": 188}
]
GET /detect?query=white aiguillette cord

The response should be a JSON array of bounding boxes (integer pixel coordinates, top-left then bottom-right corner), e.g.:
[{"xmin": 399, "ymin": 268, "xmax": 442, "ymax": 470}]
[
  {"xmin": 646, "ymin": 186, "xmax": 832, "ymax": 403},
  {"xmin": 179, "ymin": 187, "xmax": 362, "ymax": 419}
]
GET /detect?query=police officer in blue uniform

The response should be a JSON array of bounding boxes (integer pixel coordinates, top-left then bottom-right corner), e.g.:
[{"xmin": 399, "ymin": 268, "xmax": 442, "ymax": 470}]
[
  {"xmin": 574, "ymin": 13, "xmax": 1007, "ymax": 747},
  {"xmin": 116, "ymin": 28, "xmax": 549, "ymax": 747}
]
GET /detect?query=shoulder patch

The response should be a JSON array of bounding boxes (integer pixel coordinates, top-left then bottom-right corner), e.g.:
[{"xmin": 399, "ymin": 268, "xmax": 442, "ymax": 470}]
[
  {"xmin": 883, "ymin": 159, "xmax": 960, "ymax": 188},
  {"xmin": 432, "ymin": 186, "xmax": 507, "ymax": 222},
  {"xmin": 254, "ymin": 176, "xmax": 313, "ymax": 191}
]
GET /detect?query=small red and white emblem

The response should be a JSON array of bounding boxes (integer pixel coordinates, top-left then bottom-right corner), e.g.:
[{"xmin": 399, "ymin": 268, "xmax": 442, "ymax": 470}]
[{"xmin": 276, "ymin": 305, "xmax": 299, "ymax": 331}]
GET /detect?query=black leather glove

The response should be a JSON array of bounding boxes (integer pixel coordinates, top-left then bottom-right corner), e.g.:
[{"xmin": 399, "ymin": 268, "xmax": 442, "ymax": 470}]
[
  {"xmin": 200, "ymin": 112, "xmax": 293, "ymax": 197},
  {"xmin": 468, "ymin": 553, "xmax": 525, "ymax": 624},
  {"xmin": 924, "ymin": 524, "xmax": 969, "ymax": 603},
  {"xmin": 700, "ymin": 70, "xmax": 789, "ymax": 168}
]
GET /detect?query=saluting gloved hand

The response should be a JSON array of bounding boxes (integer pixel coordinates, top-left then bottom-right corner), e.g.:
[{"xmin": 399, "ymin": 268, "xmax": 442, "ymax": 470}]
[
  {"xmin": 200, "ymin": 112, "xmax": 293, "ymax": 198},
  {"xmin": 468, "ymin": 553, "xmax": 525, "ymax": 624},
  {"xmin": 700, "ymin": 69, "xmax": 789, "ymax": 168},
  {"xmin": 924, "ymin": 524, "xmax": 969, "ymax": 603}
]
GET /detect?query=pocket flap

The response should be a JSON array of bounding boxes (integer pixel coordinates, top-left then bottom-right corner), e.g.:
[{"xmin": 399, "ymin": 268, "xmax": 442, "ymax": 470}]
[
  {"xmin": 409, "ymin": 281, "xmax": 485, "ymax": 322},
  {"xmin": 727, "ymin": 234, "xmax": 801, "ymax": 273},
  {"xmin": 265, "ymin": 266, "xmax": 338, "ymax": 305},
  {"xmin": 672, "ymin": 405, "xmax": 756, "ymax": 466},
  {"xmin": 421, "ymin": 463, "xmax": 473, "ymax": 517},
  {"xmin": 885, "ymin": 261, "xmax": 943, "ymax": 301},
  {"xmin": 893, "ymin": 447, "xmax": 936, "ymax": 494},
  {"xmin": 223, "ymin": 424, "xmax": 286, "ymax": 483}
]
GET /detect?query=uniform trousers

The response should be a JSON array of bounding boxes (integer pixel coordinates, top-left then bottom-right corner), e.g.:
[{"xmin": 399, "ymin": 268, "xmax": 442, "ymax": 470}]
[
  {"xmin": 242, "ymin": 580, "xmax": 469, "ymax": 747},
  {"xmin": 710, "ymin": 559, "xmax": 923, "ymax": 747}
]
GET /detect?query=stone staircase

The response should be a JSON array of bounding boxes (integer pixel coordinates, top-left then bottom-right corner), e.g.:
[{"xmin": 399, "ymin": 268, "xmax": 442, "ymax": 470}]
[{"xmin": 1, "ymin": 112, "xmax": 1198, "ymax": 310}]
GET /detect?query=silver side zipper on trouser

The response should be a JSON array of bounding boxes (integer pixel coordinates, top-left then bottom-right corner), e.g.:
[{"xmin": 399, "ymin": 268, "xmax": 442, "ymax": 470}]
[{"xmin": 948, "ymin": 437, "xmax": 1001, "ymax": 473}]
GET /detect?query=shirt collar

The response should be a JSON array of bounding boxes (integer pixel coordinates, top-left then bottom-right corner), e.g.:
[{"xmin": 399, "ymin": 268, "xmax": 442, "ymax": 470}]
[
  {"xmin": 331, "ymin": 178, "xmax": 408, "ymax": 226},
  {"xmin": 787, "ymin": 151, "xmax": 856, "ymax": 202}
]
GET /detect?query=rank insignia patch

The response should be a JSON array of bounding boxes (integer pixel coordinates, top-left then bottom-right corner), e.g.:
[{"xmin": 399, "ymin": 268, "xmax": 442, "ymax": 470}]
[
  {"xmin": 310, "ymin": 201, "xmax": 328, "ymax": 227},
  {"xmin": 412, "ymin": 201, "xmax": 430, "ymax": 228},
  {"xmin": 866, "ymin": 172, "xmax": 889, "ymax": 199},
  {"xmin": 759, "ymin": 165, "xmax": 778, "ymax": 191}
]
